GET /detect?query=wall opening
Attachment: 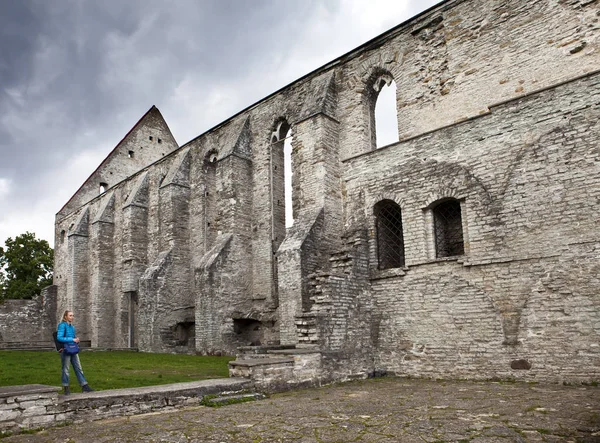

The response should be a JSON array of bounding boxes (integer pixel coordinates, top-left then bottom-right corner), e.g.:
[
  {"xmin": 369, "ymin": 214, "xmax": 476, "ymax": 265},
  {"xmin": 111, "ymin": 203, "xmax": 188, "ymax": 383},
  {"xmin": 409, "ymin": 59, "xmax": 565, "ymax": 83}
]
[
  {"xmin": 128, "ymin": 150, "xmax": 134, "ymax": 158},
  {"xmin": 283, "ymin": 130, "xmax": 293, "ymax": 228},
  {"xmin": 127, "ymin": 291, "xmax": 138, "ymax": 348},
  {"xmin": 375, "ymin": 79, "xmax": 399, "ymax": 147},
  {"xmin": 270, "ymin": 119, "xmax": 292, "ymax": 305},
  {"xmin": 271, "ymin": 119, "xmax": 293, "ymax": 249},
  {"xmin": 432, "ymin": 199, "xmax": 465, "ymax": 258},
  {"xmin": 367, "ymin": 71, "xmax": 399, "ymax": 149},
  {"xmin": 203, "ymin": 150, "xmax": 218, "ymax": 250},
  {"xmin": 171, "ymin": 321, "xmax": 195, "ymax": 347},
  {"xmin": 99, "ymin": 182, "xmax": 108, "ymax": 193},
  {"xmin": 233, "ymin": 318, "xmax": 263, "ymax": 346},
  {"xmin": 374, "ymin": 200, "xmax": 405, "ymax": 269}
]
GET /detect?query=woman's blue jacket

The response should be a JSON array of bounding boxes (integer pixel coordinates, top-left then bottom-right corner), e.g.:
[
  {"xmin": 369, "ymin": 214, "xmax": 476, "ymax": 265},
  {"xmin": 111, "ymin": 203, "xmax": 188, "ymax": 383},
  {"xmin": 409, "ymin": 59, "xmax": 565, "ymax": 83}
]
[{"xmin": 57, "ymin": 321, "xmax": 77, "ymax": 343}]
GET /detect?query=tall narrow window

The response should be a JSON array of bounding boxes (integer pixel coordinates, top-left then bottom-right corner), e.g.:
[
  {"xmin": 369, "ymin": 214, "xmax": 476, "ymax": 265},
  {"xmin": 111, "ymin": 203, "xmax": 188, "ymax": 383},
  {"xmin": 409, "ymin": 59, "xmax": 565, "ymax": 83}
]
[
  {"xmin": 127, "ymin": 291, "xmax": 138, "ymax": 348},
  {"xmin": 283, "ymin": 130, "xmax": 293, "ymax": 228},
  {"xmin": 368, "ymin": 72, "xmax": 399, "ymax": 149},
  {"xmin": 374, "ymin": 78, "xmax": 399, "ymax": 148},
  {"xmin": 271, "ymin": 119, "xmax": 292, "ymax": 253},
  {"xmin": 203, "ymin": 151, "xmax": 218, "ymax": 249},
  {"xmin": 374, "ymin": 200, "xmax": 405, "ymax": 269},
  {"xmin": 270, "ymin": 119, "xmax": 292, "ymax": 303},
  {"xmin": 433, "ymin": 199, "xmax": 464, "ymax": 258},
  {"xmin": 99, "ymin": 182, "xmax": 108, "ymax": 193}
]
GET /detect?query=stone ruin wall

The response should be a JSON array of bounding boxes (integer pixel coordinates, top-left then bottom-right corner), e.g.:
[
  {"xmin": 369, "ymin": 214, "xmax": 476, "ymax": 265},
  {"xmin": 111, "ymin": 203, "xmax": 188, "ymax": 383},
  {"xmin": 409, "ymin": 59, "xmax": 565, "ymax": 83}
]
[
  {"xmin": 0, "ymin": 286, "xmax": 56, "ymax": 347},
  {"xmin": 51, "ymin": 69, "xmax": 343, "ymax": 354},
  {"xmin": 3, "ymin": 0, "xmax": 597, "ymax": 384},
  {"xmin": 343, "ymin": 73, "xmax": 600, "ymax": 382},
  {"xmin": 289, "ymin": 0, "xmax": 600, "ymax": 382},
  {"xmin": 338, "ymin": 0, "xmax": 599, "ymax": 160}
]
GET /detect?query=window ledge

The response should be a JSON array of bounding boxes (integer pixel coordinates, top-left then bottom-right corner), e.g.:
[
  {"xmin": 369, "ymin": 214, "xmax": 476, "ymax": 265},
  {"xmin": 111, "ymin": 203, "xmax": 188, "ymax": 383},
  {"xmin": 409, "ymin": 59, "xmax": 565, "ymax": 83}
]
[
  {"xmin": 370, "ymin": 267, "xmax": 408, "ymax": 281},
  {"xmin": 435, "ymin": 255, "xmax": 464, "ymax": 263},
  {"xmin": 410, "ymin": 256, "xmax": 466, "ymax": 266}
]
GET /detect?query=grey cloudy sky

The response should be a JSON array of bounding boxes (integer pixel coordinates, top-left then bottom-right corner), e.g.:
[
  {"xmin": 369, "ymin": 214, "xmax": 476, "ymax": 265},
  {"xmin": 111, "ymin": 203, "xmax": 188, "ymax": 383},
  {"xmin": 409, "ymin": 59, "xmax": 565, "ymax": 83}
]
[{"xmin": 0, "ymin": 0, "xmax": 440, "ymax": 247}]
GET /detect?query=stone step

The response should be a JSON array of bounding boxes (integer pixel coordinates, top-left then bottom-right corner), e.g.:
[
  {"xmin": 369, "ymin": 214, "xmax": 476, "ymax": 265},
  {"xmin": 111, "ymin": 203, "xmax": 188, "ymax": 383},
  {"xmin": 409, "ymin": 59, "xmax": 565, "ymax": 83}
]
[
  {"xmin": 229, "ymin": 357, "xmax": 294, "ymax": 369},
  {"xmin": 237, "ymin": 344, "xmax": 295, "ymax": 354},
  {"xmin": 236, "ymin": 354, "xmax": 269, "ymax": 360},
  {"xmin": 236, "ymin": 345, "xmax": 295, "ymax": 360},
  {"xmin": 229, "ymin": 357, "xmax": 295, "ymax": 380},
  {"xmin": 329, "ymin": 253, "xmax": 353, "ymax": 262},
  {"xmin": 267, "ymin": 348, "xmax": 320, "ymax": 355},
  {"xmin": 0, "ymin": 342, "xmax": 55, "ymax": 351}
]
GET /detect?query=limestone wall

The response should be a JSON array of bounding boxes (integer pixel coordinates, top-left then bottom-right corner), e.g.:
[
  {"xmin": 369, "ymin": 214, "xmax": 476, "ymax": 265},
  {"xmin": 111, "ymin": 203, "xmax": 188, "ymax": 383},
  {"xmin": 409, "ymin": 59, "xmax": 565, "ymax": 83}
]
[
  {"xmin": 57, "ymin": 107, "xmax": 179, "ymax": 219},
  {"xmin": 337, "ymin": 0, "xmax": 599, "ymax": 159},
  {"xmin": 343, "ymin": 73, "xmax": 600, "ymax": 382},
  {"xmin": 0, "ymin": 286, "xmax": 56, "ymax": 347}
]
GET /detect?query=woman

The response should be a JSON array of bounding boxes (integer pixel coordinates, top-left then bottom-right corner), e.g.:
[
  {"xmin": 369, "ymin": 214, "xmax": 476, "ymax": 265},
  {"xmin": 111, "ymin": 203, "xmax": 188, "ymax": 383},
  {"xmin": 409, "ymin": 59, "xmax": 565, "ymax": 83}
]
[{"xmin": 57, "ymin": 310, "xmax": 94, "ymax": 395}]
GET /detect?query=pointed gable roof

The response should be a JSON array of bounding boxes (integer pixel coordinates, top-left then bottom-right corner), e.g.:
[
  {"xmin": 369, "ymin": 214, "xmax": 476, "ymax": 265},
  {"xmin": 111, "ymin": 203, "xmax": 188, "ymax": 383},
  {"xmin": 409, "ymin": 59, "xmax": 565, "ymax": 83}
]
[{"xmin": 57, "ymin": 106, "xmax": 178, "ymax": 219}]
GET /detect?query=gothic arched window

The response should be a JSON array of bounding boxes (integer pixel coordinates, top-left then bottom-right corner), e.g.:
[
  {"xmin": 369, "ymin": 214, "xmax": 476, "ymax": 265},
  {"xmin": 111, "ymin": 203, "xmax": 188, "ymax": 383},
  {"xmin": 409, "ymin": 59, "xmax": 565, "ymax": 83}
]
[{"xmin": 367, "ymin": 71, "xmax": 399, "ymax": 149}]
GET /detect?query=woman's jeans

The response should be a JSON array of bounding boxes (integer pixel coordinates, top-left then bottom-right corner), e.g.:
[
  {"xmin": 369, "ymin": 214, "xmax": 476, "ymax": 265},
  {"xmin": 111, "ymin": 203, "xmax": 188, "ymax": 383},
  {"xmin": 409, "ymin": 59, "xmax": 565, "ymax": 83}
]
[{"xmin": 60, "ymin": 352, "xmax": 88, "ymax": 386}]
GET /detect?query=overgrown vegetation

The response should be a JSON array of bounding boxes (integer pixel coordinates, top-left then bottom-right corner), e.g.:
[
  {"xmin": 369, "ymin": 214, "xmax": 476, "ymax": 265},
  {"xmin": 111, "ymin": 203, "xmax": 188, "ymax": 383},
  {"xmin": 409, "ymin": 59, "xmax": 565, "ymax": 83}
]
[{"xmin": 0, "ymin": 350, "xmax": 233, "ymax": 390}]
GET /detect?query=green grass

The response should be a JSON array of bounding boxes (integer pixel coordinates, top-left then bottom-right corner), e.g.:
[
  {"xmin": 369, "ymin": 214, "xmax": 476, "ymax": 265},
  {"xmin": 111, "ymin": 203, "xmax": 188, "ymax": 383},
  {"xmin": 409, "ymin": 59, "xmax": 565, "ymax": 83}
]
[{"xmin": 0, "ymin": 350, "xmax": 234, "ymax": 391}]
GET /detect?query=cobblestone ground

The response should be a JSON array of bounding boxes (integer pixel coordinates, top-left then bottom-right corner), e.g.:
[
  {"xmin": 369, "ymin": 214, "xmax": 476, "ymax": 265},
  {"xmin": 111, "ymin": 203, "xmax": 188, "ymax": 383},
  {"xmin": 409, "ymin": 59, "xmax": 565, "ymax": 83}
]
[{"xmin": 5, "ymin": 377, "xmax": 600, "ymax": 443}]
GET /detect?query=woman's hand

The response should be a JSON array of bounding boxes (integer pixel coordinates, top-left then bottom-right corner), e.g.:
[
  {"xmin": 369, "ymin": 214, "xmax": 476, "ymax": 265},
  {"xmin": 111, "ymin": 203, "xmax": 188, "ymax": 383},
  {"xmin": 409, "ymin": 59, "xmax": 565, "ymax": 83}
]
[{"xmin": 73, "ymin": 337, "xmax": 80, "ymax": 343}]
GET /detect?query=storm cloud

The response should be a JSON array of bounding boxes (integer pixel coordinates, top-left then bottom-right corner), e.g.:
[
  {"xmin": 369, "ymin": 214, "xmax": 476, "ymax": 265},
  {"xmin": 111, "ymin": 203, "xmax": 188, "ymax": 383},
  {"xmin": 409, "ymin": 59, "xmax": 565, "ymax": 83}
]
[{"xmin": 0, "ymin": 0, "xmax": 440, "ymax": 246}]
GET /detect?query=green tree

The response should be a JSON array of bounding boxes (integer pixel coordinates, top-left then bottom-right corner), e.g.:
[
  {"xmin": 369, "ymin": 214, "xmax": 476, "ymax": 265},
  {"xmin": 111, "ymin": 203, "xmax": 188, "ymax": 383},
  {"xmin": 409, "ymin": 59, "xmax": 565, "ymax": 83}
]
[{"xmin": 0, "ymin": 232, "xmax": 53, "ymax": 302}]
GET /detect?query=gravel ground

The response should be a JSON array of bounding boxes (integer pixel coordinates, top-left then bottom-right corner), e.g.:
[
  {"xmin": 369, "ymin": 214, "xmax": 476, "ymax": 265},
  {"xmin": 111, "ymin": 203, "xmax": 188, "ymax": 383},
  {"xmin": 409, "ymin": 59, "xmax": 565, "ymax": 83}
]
[{"xmin": 5, "ymin": 377, "xmax": 600, "ymax": 443}]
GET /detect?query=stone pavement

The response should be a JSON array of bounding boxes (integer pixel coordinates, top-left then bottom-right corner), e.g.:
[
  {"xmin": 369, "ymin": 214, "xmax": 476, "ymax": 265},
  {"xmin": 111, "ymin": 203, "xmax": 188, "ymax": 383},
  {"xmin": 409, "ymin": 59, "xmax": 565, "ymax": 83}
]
[{"xmin": 4, "ymin": 377, "xmax": 600, "ymax": 442}]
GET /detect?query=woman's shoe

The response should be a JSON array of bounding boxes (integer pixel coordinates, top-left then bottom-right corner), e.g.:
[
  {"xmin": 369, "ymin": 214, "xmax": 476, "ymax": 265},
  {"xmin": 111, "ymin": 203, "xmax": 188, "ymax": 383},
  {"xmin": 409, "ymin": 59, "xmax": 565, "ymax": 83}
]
[
  {"xmin": 82, "ymin": 384, "xmax": 94, "ymax": 392},
  {"xmin": 63, "ymin": 386, "xmax": 70, "ymax": 395}
]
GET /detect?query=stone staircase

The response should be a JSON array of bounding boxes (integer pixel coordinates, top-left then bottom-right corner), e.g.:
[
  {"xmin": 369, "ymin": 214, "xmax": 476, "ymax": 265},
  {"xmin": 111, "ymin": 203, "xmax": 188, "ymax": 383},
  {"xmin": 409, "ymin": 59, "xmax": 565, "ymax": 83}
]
[
  {"xmin": 228, "ymin": 345, "xmax": 323, "ymax": 391},
  {"xmin": 229, "ymin": 230, "xmax": 368, "ymax": 390}
]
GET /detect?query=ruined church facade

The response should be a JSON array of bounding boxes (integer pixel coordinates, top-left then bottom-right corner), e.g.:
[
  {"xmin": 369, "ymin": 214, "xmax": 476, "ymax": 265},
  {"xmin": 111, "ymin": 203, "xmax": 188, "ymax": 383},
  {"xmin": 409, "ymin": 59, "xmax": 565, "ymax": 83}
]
[{"xmin": 48, "ymin": 0, "xmax": 599, "ymax": 382}]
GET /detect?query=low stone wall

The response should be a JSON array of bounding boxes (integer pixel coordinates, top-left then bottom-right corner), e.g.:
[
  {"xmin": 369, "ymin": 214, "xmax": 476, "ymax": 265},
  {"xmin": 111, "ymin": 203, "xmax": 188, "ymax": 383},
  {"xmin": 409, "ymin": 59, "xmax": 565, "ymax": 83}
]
[
  {"xmin": 0, "ymin": 378, "xmax": 251, "ymax": 434},
  {"xmin": 0, "ymin": 385, "xmax": 58, "ymax": 432}
]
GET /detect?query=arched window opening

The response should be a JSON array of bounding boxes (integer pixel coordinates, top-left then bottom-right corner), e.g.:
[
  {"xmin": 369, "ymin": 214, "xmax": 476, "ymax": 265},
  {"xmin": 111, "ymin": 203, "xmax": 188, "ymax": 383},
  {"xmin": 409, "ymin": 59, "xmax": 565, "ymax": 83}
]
[
  {"xmin": 60, "ymin": 230, "xmax": 66, "ymax": 244},
  {"xmin": 283, "ymin": 130, "xmax": 293, "ymax": 228},
  {"xmin": 374, "ymin": 76, "xmax": 399, "ymax": 148},
  {"xmin": 99, "ymin": 182, "xmax": 108, "ymax": 193},
  {"xmin": 433, "ymin": 199, "xmax": 464, "ymax": 258},
  {"xmin": 203, "ymin": 150, "xmax": 218, "ymax": 249},
  {"xmin": 271, "ymin": 120, "xmax": 293, "ymax": 245},
  {"xmin": 374, "ymin": 200, "xmax": 405, "ymax": 269},
  {"xmin": 269, "ymin": 119, "xmax": 292, "ymax": 303}
]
